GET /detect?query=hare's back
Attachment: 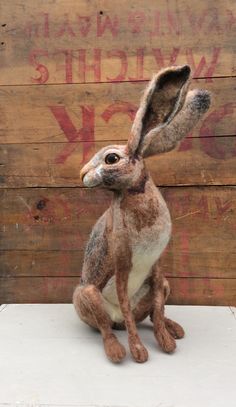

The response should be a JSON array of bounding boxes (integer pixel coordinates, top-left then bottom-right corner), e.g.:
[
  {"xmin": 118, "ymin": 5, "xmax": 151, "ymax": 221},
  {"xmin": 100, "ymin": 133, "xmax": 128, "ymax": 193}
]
[{"xmin": 81, "ymin": 210, "xmax": 114, "ymax": 288}]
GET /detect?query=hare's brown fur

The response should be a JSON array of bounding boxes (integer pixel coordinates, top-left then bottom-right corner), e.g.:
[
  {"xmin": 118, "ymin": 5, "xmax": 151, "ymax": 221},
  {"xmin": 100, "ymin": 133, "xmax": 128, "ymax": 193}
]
[{"xmin": 73, "ymin": 65, "xmax": 211, "ymax": 363}]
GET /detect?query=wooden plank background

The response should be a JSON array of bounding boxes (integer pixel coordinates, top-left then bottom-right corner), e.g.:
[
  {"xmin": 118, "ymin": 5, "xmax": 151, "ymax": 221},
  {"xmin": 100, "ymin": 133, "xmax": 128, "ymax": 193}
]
[{"xmin": 0, "ymin": 0, "xmax": 236, "ymax": 305}]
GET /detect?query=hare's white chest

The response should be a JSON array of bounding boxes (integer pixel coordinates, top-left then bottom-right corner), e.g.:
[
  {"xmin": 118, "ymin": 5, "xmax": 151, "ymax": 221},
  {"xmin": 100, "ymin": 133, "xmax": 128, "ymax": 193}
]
[
  {"xmin": 128, "ymin": 225, "xmax": 170, "ymax": 296},
  {"xmin": 102, "ymin": 214, "xmax": 171, "ymax": 322}
]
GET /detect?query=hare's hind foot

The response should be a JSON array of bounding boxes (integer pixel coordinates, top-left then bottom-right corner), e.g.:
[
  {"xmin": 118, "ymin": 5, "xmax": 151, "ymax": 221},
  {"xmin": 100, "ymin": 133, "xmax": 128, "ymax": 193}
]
[
  {"xmin": 164, "ymin": 317, "xmax": 185, "ymax": 339},
  {"xmin": 154, "ymin": 326, "xmax": 176, "ymax": 353},
  {"xmin": 150, "ymin": 309, "xmax": 179, "ymax": 353},
  {"xmin": 73, "ymin": 284, "xmax": 126, "ymax": 363},
  {"xmin": 150, "ymin": 312, "xmax": 185, "ymax": 340}
]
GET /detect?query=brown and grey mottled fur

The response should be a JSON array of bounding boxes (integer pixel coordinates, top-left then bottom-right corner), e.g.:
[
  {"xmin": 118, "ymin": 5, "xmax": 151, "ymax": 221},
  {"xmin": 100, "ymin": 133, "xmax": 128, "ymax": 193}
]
[{"xmin": 73, "ymin": 65, "xmax": 211, "ymax": 363}]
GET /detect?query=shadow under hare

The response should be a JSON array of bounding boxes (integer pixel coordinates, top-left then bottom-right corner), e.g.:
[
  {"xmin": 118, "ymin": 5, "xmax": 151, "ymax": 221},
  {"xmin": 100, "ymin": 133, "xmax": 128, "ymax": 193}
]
[{"xmin": 73, "ymin": 65, "xmax": 211, "ymax": 363}]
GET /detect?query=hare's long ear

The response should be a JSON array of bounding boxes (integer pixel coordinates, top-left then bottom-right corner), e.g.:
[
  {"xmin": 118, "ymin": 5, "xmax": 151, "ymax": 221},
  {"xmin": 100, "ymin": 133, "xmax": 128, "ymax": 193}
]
[{"xmin": 127, "ymin": 65, "xmax": 210, "ymax": 158}]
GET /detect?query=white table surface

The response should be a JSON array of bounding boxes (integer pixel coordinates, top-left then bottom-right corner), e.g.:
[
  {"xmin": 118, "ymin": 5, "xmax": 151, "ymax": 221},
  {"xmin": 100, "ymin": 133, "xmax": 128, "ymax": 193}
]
[{"xmin": 0, "ymin": 304, "xmax": 235, "ymax": 407}]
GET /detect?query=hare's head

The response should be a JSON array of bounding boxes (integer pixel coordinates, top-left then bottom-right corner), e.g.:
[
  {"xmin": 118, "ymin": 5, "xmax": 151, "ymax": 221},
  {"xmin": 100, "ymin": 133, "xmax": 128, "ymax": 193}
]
[{"xmin": 80, "ymin": 65, "xmax": 210, "ymax": 190}]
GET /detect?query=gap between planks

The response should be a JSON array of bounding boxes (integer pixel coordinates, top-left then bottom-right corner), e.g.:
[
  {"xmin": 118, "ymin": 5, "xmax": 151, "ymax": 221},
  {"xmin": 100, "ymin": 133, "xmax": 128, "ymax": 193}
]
[
  {"xmin": 1, "ymin": 184, "xmax": 236, "ymax": 190},
  {"xmin": 0, "ymin": 75, "xmax": 235, "ymax": 88},
  {"xmin": 1, "ymin": 134, "xmax": 236, "ymax": 146}
]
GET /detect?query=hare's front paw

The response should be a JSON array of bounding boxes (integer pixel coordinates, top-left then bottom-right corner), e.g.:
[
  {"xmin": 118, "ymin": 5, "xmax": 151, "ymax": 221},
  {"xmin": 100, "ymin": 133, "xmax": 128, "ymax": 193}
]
[
  {"xmin": 103, "ymin": 334, "xmax": 126, "ymax": 363},
  {"xmin": 155, "ymin": 328, "xmax": 176, "ymax": 353},
  {"xmin": 129, "ymin": 338, "xmax": 149, "ymax": 363}
]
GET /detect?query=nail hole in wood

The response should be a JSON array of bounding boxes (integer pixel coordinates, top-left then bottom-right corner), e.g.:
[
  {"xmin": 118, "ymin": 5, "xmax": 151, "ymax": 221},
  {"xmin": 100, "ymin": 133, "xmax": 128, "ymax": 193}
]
[{"xmin": 37, "ymin": 199, "xmax": 47, "ymax": 210}]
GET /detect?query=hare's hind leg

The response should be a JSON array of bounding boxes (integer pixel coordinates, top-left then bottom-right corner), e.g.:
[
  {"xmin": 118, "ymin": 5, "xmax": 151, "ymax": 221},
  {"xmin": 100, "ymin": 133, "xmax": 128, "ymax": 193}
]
[
  {"xmin": 73, "ymin": 284, "xmax": 126, "ymax": 363},
  {"xmin": 152, "ymin": 269, "xmax": 177, "ymax": 353},
  {"xmin": 112, "ymin": 279, "xmax": 184, "ymax": 342},
  {"xmin": 132, "ymin": 280, "xmax": 184, "ymax": 339},
  {"xmin": 162, "ymin": 277, "xmax": 185, "ymax": 339}
]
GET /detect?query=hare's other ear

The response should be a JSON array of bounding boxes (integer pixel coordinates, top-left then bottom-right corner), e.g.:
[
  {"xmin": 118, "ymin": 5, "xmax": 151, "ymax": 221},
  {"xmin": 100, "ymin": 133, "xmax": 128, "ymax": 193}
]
[{"xmin": 127, "ymin": 65, "xmax": 191, "ymax": 157}]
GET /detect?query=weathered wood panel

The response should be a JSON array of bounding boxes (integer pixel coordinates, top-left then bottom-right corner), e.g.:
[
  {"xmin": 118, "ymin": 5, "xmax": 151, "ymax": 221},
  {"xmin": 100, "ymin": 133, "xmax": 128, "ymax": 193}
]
[
  {"xmin": 1, "ymin": 187, "xmax": 236, "ymax": 281},
  {"xmin": 1, "ymin": 136, "xmax": 236, "ymax": 187},
  {"xmin": 0, "ymin": 0, "xmax": 235, "ymax": 85},
  {"xmin": 0, "ymin": 78, "xmax": 235, "ymax": 145},
  {"xmin": 168, "ymin": 278, "xmax": 236, "ymax": 306},
  {"xmin": 0, "ymin": 276, "xmax": 235, "ymax": 305},
  {"xmin": 1, "ymin": 77, "xmax": 235, "ymax": 188},
  {"xmin": 1, "ymin": 245, "xmax": 235, "ymax": 279},
  {"xmin": 1, "ymin": 0, "xmax": 236, "ymax": 305},
  {"xmin": 0, "ymin": 251, "xmax": 84, "ymax": 278}
]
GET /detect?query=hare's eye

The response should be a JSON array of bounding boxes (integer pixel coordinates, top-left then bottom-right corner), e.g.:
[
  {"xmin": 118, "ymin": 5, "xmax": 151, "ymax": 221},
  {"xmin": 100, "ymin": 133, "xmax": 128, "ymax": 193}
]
[{"xmin": 105, "ymin": 153, "xmax": 120, "ymax": 165}]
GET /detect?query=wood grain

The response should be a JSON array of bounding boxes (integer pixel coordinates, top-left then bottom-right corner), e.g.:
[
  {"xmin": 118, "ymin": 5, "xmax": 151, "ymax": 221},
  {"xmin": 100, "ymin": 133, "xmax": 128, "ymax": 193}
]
[
  {"xmin": 1, "ymin": 77, "xmax": 235, "ymax": 188},
  {"xmin": 0, "ymin": 0, "xmax": 235, "ymax": 85},
  {"xmin": 0, "ymin": 276, "xmax": 235, "ymax": 305},
  {"xmin": 0, "ymin": 78, "xmax": 235, "ymax": 144},
  {"xmin": 1, "ymin": 135, "xmax": 236, "ymax": 187},
  {"xmin": 0, "ymin": 251, "xmax": 84, "ymax": 278},
  {"xmin": 1, "ymin": 187, "xmax": 236, "ymax": 281},
  {"xmin": 1, "ymin": 0, "xmax": 236, "ymax": 305},
  {"xmin": 1, "ymin": 245, "xmax": 235, "ymax": 280}
]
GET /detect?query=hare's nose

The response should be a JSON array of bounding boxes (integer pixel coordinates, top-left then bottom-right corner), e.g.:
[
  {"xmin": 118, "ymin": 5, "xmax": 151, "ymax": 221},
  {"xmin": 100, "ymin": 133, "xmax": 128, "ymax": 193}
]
[{"xmin": 80, "ymin": 167, "xmax": 88, "ymax": 181}]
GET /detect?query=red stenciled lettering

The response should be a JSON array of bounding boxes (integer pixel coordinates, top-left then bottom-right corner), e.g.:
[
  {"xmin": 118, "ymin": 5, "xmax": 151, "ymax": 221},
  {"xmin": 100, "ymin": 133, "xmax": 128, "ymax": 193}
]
[
  {"xmin": 49, "ymin": 105, "xmax": 95, "ymax": 164},
  {"xmin": 78, "ymin": 49, "xmax": 101, "ymax": 82},
  {"xmin": 206, "ymin": 8, "xmax": 221, "ymax": 33},
  {"xmin": 197, "ymin": 195, "xmax": 209, "ymax": 220},
  {"xmin": 215, "ymin": 197, "xmax": 232, "ymax": 219},
  {"xmin": 29, "ymin": 49, "xmax": 49, "ymax": 84},
  {"xmin": 150, "ymin": 11, "xmax": 161, "ymax": 36},
  {"xmin": 152, "ymin": 48, "xmax": 180, "ymax": 68},
  {"xmin": 24, "ymin": 20, "xmax": 39, "ymax": 38},
  {"xmin": 101, "ymin": 102, "xmax": 137, "ymax": 123},
  {"xmin": 56, "ymin": 14, "xmax": 75, "ymax": 37},
  {"xmin": 41, "ymin": 12, "xmax": 50, "ymax": 37},
  {"xmin": 167, "ymin": 10, "xmax": 180, "ymax": 35},
  {"xmin": 129, "ymin": 48, "xmax": 148, "ymax": 81},
  {"xmin": 97, "ymin": 13, "xmax": 119, "ymax": 37},
  {"xmin": 77, "ymin": 15, "xmax": 92, "ymax": 37},
  {"xmin": 164, "ymin": 191, "xmax": 181, "ymax": 216},
  {"xmin": 54, "ymin": 49, "xmax": 73, "ymax": 83},
  {"xmin": 200, "ymin": 103, "xmax": 236, "ymax": 159},
  {"xmin": 170, "ymin": 193, "xmax": 193, "ymax": 219},
  {"xmin": 181, "ymin": 194, "xmax": 192, "ymax": 217},
  {"xmin": 24, "ymin": 13, "xmax": 50, "ymax": 38},
  {"xmin": 226, "ymin": 9, "xmax": 236, "ymax": 30},
  {"xmin": 186, "ymin": 8, "xmax": 208, "ymax": 33},
  {"xmin": 106, "ymin": 50, "xmax": 128, "ymax": 81},
  {"xmin": 186, "ymin": 48, "xmax": 221, "ymax": 81},
  {"xmin": 128, "ymin": 12, "xmax": 146, "ymax": 34}
]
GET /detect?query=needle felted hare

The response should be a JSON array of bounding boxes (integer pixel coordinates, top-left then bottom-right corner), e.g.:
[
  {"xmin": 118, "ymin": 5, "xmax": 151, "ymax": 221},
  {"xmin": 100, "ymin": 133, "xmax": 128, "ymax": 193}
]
[{"xmin": 73, "ymin": 65, "xmax": 211, "ymax": 363}]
